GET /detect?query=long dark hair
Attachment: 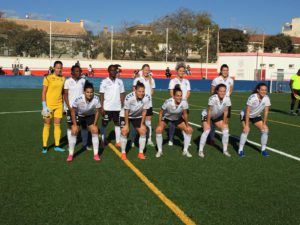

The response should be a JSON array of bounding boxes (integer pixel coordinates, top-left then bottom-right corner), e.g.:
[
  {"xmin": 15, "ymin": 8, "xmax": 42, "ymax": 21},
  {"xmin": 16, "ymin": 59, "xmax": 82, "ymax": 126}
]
[
  {"xmin": 252, "ymin": 83, "xmax": 268, "ymax": 94},
  {"xmin": 297, "ymin": 69, "xmax": 300, "ymax": 76},
  {"xmin": 53, "ymin": 60, "xmax": 63, "ymax": 67},
  {"xmin": 219, "ymin": 64, "xmax": 229, "ymax": 75}
]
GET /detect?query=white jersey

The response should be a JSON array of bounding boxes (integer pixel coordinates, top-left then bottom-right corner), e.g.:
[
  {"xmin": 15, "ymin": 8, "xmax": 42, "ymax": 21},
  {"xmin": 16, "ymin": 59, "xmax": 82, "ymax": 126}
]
[
  {"xmin": 99, "ymin": 77, "xmax": 125, "ymax": 111},
  {"xmin": 120, "ymin": 92, "xmax": 150, "ymax": 119},
  {"xmin": 202, "ymin": 94, "xmax": 232, "ymax": 119},
  {"xmin": 162, "ymin": 98, "xmax": 189, "ymax": 121},
  {"xmin": 133, "ymin": 76, "xmax": 155, "ymax": 107},
  {"xmin": 241, "ymin": 94, "xmax": 271, "ymax": 118},
  {"xmin": 72, "ymin": 94, "xmax": 101, "ymax": 117},
  {"xmin": 168, "ymin": 78, "xmax": 191, "ymax": 99},
  {"xmin": 211, "ymin": 76, "xmax": 234, "ymax": 97},
  {"xmin": 64, "ymin": 77, "xmax": 86, "ymax": 106}
]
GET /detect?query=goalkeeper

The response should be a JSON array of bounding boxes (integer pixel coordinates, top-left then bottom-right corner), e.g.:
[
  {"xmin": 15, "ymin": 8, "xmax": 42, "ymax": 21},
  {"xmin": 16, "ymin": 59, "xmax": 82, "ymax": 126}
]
[
  {"xmin": 41, "ymin": 61, "xmax": 66, "ymax": 153},
  {"xmin": 290, "ymin": 69, "xmax": 300, "ymax": 116}
]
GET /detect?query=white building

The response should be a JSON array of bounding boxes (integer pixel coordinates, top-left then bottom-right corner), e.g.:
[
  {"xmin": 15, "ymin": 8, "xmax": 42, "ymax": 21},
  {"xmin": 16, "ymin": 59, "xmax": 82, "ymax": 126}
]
[
  {"xmin": 218, "ymin": 52, "xmax": 300, "ymax": 81},
  {"xmin": 282, "ymin": 18, "xmax": 300, "ymax": 37}
]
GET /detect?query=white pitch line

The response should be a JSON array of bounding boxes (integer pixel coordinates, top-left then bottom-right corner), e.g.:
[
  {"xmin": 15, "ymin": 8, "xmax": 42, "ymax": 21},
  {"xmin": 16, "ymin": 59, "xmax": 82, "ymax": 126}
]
[
  {"xmin": 0, "ymin": 110, "xmax": 41, "ymax": 115},
  {"xmin": 153, "ymin": 111, "xmax": 300, "ymax": 162}
]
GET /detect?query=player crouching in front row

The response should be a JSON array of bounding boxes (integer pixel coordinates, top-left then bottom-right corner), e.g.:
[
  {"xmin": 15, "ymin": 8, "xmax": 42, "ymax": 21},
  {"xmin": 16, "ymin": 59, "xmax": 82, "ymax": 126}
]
[
  {"xmin": 198, "ymin": 84, "xmax": 231, "ymax": 158},
  {"xmin": 67, "ymin": 81, "xmax": 101, "ymax": 162},
  {"xmin": 119, "ymin": 81, "xmax": 150, "ymax": 160},
  {"xmin": 155, "ymin": 85, "xmax": 193, "ymax": 158}
]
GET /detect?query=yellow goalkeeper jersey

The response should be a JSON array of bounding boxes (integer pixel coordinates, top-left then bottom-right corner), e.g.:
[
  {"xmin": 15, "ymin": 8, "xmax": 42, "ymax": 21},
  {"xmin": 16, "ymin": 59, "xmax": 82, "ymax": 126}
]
[{"xmin": 43, "ymin": 74, "xmax": 65, "ymax": 107}]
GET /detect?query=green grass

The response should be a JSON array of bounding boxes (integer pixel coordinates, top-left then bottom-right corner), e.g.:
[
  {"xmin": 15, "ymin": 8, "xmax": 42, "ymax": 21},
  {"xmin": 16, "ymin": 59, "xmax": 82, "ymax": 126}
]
[{"xmin": 0, "ymin": 89, "xmax": 300, "ymax": 225}]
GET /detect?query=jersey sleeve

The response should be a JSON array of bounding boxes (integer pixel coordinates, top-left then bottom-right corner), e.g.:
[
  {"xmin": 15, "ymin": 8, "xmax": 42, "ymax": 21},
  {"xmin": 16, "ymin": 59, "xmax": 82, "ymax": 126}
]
[
  {"xmin": 95, "ymin": 98, "xmax": 101, "ymax": 109},
  {"xmin": 143, "ymin": 96, "xmax": 150, "ymax": 110},
  {"xmin": 183, "ymin": 100, "xmax": 189, "ymax": 109},
  {"xmin": 168, "ymin": 80, "xmax": 174, "ymax": 90},
  {"xmin": 124, "ymin": 97, "xmax": 130, "ymax": 110},
  {"xmin": 186, "ymin": 80, "xmax": 191, "ymax": 91},
  {"xmin": 64, "ymin": 79, "xmax": 69, "ymax": 89},
  {"xmin": 43, "ymin": 76, "xmax": 49, "ymax": 87},
  {"xmin": 226, "ymin": 97, "xmax": 232, "ymax": 107},
  {"xmin": 152, "ymin": 78, "xmax": 156, "ymax": 89},
  {"xmin": 99, "ymin": 80, "xmax": 105, "ymax": 93},
  {"xmin": 120, "ymin": 80, "xmax": 125, "ymax": 93},
  {"xmin": 246, "ymin": 95, "xmax": 256, "ymax": 106},
  {"xmin": 161, "ymin": 100, "xmax": 168, "ymax": 110},
  {"xmin": 265, "ymin": 96, "xmax": 271, "ymax": 107},
  {"xmin": 291, "ymin": 75, "xmax": 296, "ymax": 81},
  {"xmin": 72, "ymin": 97, "xmax": 79, "ymax": 108},
  {"xmin": 211, "ymin": 78, "xmax": 218, "ymax": 87},
  {"xmin": 208, "ymin": 96, "xmax": 215, "ymax": 106}
]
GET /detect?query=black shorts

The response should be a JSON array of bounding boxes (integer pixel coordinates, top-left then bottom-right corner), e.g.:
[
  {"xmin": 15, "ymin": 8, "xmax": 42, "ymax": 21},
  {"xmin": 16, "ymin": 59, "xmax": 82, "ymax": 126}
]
[
  {"xmin": 163, "ymin": 117, "xmax": 185, "ymax": 127},
  {"xmin": 146, "ymin": 107, "xmax": 153, "ymax": 116},
  {"xmin": 78, "ymin": 115, "xmax": 96, "ymax": 127},
  {"xmin": 120, "ymin": 117, "xmax": 142, "ymax": 129},
  {"xmin": 202, "ymin": 114, "xmax": 224, "ymax": 123},
  {"xmin": 102, "ymin": 111, "xmax": 120, "ymax": 126},
  {"xmin": 240, "ymin": 114, "xmax": 262, "ymax": 124},
  {"xmin": 66, "ymin": 110, "xmax": 79, "ymax": 125}
]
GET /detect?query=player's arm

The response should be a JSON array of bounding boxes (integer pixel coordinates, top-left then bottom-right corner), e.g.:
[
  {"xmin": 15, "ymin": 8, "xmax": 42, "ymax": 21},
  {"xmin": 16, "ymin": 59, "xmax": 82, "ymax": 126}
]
[
  {"xmin": 99, "ymin": 93, "xmax": 104, "ymax": 115},
  {"xmin": 141, "ymin": 109, "xmax": 147, "ymax": 129},
  {"xmin": 229, "ymin": 85, "xmax": 234, "ymax": 96},
  {"xmin": 169, "ymin": 89, "xmax": 173, "ymax": 97},
  {"xmin": 210, "ymin": 85, "xmax": 215, "ymax": 95},
  {"xmin": 158, "ymin": 108, "xmax": 164, "ymax": 122},
  {"xmin": 42, "ymin": 85, "xmax": 50, "ymax": 113},
  {"xmin": 223, "ymin": 107, "xmax": 229, "ymax": 125},
  {"xmin": 70, "ymin": 106, "xmax": 79, "ymax": 134},
  {"xmin": 63, "ymin": 89, "xmax": 71, "ymax": 110},
  {"xmin": 124, "ymin": 109, "xmax": 130, "ymax": 132},
  {"xmin": 290, "ymin": 80, "xmax": 294, "ymax": 91},
  {"xmin": 186, "ymin": 91, "xmax": 191, "ymax": 99},
  {"xmin": 120, "ymin": 93, "xmax": 125, "ymax": 108}
]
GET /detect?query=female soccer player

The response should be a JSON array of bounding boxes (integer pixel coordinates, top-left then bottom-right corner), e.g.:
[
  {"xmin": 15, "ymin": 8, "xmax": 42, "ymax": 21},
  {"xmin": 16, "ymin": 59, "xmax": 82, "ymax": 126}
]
[
  {"xmin": 41, "ymin": 61, "xmax": 65, "ymax": 153},
  {"xmin": 155, "ymin": 85, "xmax": 193, "ymax": 158},
  {"xmin": 238, "ymin": 83, "xmax": 271, "ymax": 157},
  {"xmin": 119, "ymin": 81, "xmax": 150, "ymax": 160},
  {"xmin": 209, "ymin": 64, "xmax": 234, "ymax": 144},
  {"xmin": 64, "ymin": 65, "xmax": 90, "ymax": 150},
  {"xmin": 198, "ymin": 84, "xmax": 231, "ymax": 158},
  {"xmin": 133, "ymin": 64, "xmax": 156, "ymax": 146},
  {"xmin": 99, "ymin": 65, "xmax": 125, "ymax": 148},
  {"xmin": 168, "ymin": 64, "xmax": 191, "ymax": 146},
  {"xmin": 67, "ymin": 81, "xmax": 101, "ymax": 162}
]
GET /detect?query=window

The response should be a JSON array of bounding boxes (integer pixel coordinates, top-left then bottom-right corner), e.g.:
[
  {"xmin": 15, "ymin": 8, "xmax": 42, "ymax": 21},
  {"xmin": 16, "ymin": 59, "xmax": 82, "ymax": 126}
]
[{"xmin": 269, "ymin": 64, "xmax": 275, "ymax": 69}]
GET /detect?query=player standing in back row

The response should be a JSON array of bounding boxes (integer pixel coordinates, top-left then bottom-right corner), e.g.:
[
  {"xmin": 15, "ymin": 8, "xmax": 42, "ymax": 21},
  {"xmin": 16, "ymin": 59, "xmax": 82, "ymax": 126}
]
[
  {"xmin": 209, "ymin": 64, "xmax": 234, "ymax": 144},
  {"xmin": 168, "ymin": 64, "xmax": 191, "ymax": 146},
  {"xmin": 99, "ymin": 65, "xmax": 125, "ymax": 148},
  {"xmin": 133, "ymin": 64, "xmax": 156, "ymax": 146}
]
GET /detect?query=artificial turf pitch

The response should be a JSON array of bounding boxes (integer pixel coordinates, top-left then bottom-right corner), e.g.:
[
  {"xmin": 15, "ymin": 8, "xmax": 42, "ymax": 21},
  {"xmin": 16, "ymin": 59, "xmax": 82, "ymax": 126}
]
[{"xmin": 0, "ymin": 89, "xmax": 300, "ymax": 225}]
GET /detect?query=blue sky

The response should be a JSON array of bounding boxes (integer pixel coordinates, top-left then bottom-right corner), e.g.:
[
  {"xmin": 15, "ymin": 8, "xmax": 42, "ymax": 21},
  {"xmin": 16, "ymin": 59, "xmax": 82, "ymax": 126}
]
[{"xmin": 2, "ymin": 0, "xmax": 300, "ymax": 34}]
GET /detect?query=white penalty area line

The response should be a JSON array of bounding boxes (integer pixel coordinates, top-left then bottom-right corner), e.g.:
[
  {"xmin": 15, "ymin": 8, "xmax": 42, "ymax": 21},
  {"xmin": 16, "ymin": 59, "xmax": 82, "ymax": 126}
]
[
  {"xmin": 153, "ymin": 111, "xmax": 300, "ymax": 162},
  {"xmin": 0, "ymin": 110, "xmax": 40, "ymax": 115}
]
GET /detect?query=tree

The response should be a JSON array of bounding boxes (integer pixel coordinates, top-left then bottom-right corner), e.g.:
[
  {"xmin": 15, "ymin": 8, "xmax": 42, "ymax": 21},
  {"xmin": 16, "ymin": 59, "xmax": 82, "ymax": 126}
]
[
  {"xmin": 264, "ymin": 34, "xmax": 293, "ymax": 53},
  {"xmin": 16, "ymin": 29, "xmax": 49, "ymax": 57},
  {"xmin": 219, "ymin": 28, "xmax": 249, "ymax": 52}
]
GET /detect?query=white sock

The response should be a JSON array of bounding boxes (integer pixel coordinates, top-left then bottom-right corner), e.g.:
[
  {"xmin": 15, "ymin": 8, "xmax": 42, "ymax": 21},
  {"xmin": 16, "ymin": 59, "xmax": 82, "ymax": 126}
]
[
  {"xmin": 92, "ymin": 133, "xmax": 99, "ymax": 155},
  {"xmin": 199, "ymin": 129, "xmax": 210, "ymax": 152},
  {"xmin": 183, "ymin": 131, "xmax": 191, "ymax": 152},
  {"xmin": 115, "ymin": 126, "xmax": 121, "ymax": 143},
  {"xmin": 68, "ymin": 135, "xmax": 77, "ymax": 156},
  {"xmin": 145, "ymin": 120, "xmax": 152, "ymax": 141},
  {"xmin": 67, "ymin": 129, "xmax": 72, "ymax": 144},
  {"xmin": 156, "ymin": 133, "xmax": 163, "ymax": 152},
  {"xmin": 168, "ymin": 122, "xmax": 175, "ymax": 142},
  {"xmin": 239, "ymin": 132, "xmax": 248, "ymax": 153},
  {"xmin": 121, "ymin": 135, "xmax": 127, "ymax": 153},
  {"xmin": 100, "ymin": 127, "xmax": 106, "ymax": 142},
  {"xmin": 81, "ymin": 128, "xmax": 88, "ymax": 147},
  {"xmin": 222, "ymin": 128, "xmax": 229, "ymax": 152},
  {"xmin": 139, "ymin": 135, "xmax": 146, "ymax": 153},
  {"xmin": 261, "ymin": 130, "xmax": 268, "ymax": 151}
]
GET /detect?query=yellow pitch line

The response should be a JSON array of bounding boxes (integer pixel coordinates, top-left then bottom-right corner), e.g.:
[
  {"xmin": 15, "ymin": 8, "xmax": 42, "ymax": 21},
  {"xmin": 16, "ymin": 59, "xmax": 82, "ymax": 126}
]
[
  {"xmin": 108, "ymin": 143, "xmax": 197, "ymax": 225},
  {"xmin": 153, "ymin": 96, "xmax": 300, "ymax": 128}
]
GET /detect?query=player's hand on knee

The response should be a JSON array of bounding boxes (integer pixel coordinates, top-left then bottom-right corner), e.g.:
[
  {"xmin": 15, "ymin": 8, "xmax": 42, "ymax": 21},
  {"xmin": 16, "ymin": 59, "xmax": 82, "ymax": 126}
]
[
  {"xmin": 71, "ymin": 124, "xmax": 78, "ymax": 135},
  {"xmin": 243, "ymin": 126, "xmax": 250, "ymax": 134}
]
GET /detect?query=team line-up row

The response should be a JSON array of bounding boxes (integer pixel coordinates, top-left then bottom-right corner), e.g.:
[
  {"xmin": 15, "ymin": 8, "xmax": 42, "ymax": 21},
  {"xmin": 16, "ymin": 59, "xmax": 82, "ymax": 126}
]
[{"xmin": 41, "ymin": 61, "xmax": 271, "ymax": 162}]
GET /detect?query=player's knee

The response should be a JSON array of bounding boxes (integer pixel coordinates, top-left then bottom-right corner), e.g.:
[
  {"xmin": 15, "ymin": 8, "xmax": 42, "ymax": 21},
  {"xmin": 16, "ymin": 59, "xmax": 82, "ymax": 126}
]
[
  {"xmin": 139, "ymin": 127, "xmax": 147, "ymax": 136},
  {"xmin": 90, "ymin": 125, "xmax": 98, "ymax": 134},
  {"xmin": 261, "ymin": 128, "xmax": 269, "ymax": 134},
  {"xmin": 156, "ymin": 126, "xmax": 163, "ymax": 134},
  {"xmin": 121, "ymin": 128, "xmax": 128, "ymax": 136},
  {"xmin": 185, "ymin": 126, "xmax": 193, "ymax": 134},
  {"xmin": 203, "ymin": 128, "xmax": 211, "ymax": 135}
]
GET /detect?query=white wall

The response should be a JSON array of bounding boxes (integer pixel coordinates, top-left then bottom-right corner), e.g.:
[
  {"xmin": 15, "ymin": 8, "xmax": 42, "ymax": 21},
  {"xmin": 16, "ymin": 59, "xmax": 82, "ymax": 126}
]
[{"xmin": 218, "ymin": 53, "xmax": 300, "ymax": 80}]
